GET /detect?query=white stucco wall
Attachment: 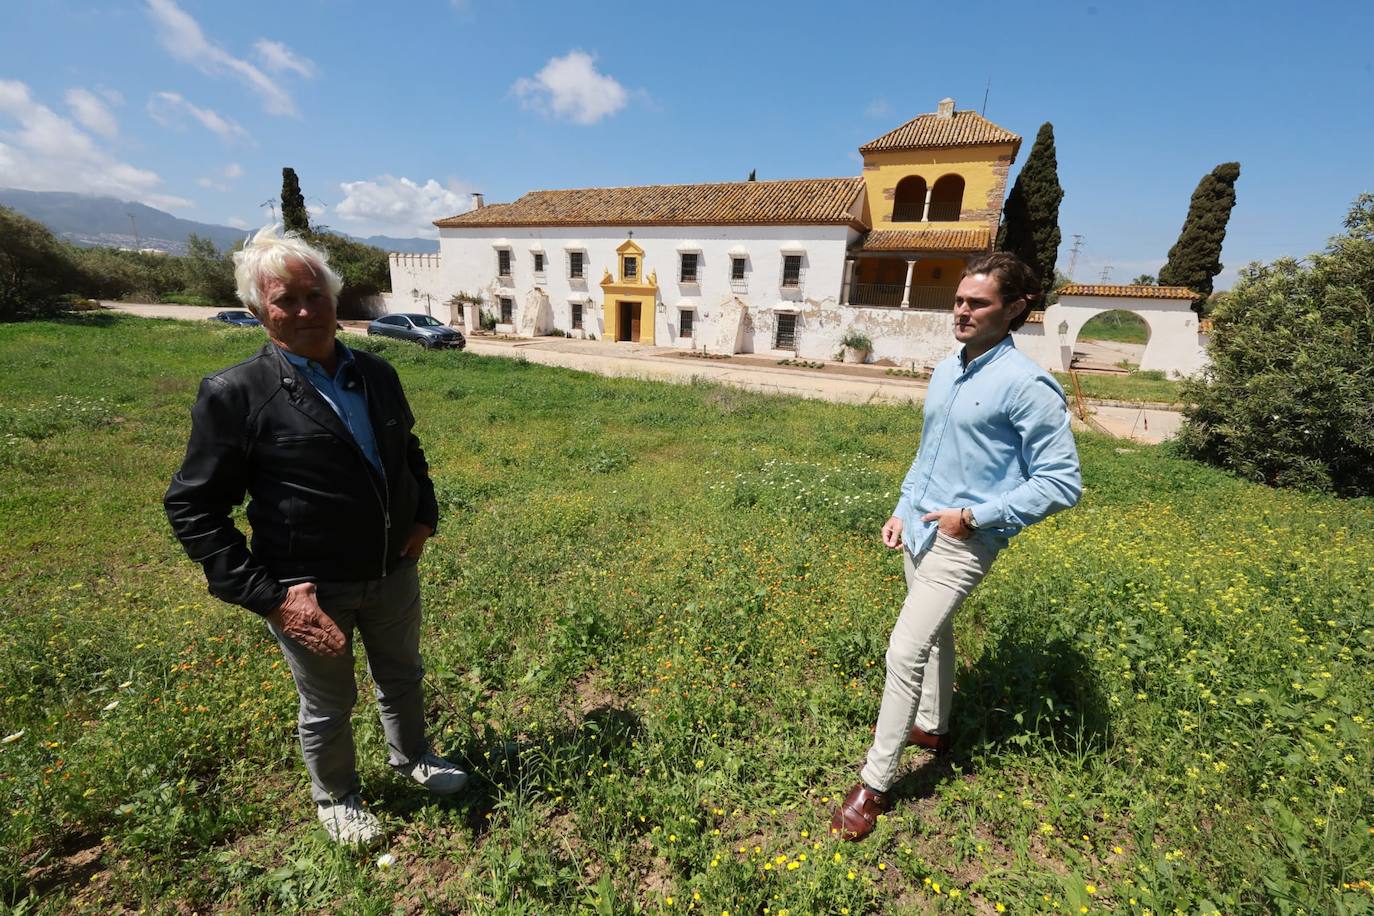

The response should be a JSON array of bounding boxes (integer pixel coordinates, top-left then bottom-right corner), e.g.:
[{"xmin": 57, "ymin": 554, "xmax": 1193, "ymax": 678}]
[
  {"xmin": 386, "ymin": 253, "xmax": 449, "ymax": 320},
  {"xmin": 1039, "ymin": 295, "xmax": 1210, "ymax": 377},
  {"xmin": 433, "ymin": 224, "xmax": 858, "ymax": 348}
]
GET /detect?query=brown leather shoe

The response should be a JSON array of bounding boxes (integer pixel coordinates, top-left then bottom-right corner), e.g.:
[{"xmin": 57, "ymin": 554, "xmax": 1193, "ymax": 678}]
[
  {"xmin": 872, "ymin": 723, "xmax": 953, "ymax": 754},
  {"xmin": 830, "ymin": 782, "xmax": 889, "ymax": 841},
  {"xmin": 906, "ymin": 725, "xmax": 951, "ymax": 754}
]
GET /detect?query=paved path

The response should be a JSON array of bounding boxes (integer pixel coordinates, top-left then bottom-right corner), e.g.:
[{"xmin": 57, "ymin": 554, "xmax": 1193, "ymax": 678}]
[{"xmin": 101, "ymin": 303, "xmax": 1180, "ymax": 443}]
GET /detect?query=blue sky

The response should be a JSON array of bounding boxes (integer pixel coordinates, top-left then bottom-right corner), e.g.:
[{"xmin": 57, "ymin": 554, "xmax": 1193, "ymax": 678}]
[{"xmin": 2, "ymin": 0, "xmax": 1370, "ymax": 286}]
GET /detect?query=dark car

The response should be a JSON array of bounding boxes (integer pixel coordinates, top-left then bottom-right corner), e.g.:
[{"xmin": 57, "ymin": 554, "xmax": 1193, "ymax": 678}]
[
  {"xmin": 367, "ymin": 313, "xmax": 466, "ymax": 350},
  {"xmin": 209, "ymin": 310, "xmax": 261, "ymax": 327}
]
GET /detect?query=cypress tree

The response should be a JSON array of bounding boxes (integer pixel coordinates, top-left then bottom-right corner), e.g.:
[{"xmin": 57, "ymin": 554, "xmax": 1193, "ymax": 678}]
[
  {"xmin": 280, "ymin": 167, "xmax": 309, "ymax": 234},
  {"xmin": 996, "ymin": 122, "xmax": 1063, "ymax": 299},
  {"xmin": 1158, "ymin": 162, "xmax": 1241, "ymax": 312}
]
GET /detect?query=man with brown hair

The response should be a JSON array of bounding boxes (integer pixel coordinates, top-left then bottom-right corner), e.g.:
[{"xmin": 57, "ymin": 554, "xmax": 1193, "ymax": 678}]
[{"xmin": 831, "ymin": 251, "xmax": 1082, "ymax": 841}]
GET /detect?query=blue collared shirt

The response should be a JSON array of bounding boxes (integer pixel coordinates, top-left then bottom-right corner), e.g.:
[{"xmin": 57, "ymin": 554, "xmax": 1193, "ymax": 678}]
[
  {"xmin": 893, "ymin": 335, "xmax": 1082, "ymax": 554},
  {"xmin": 281, "ymin": 345, "xmax": 383, "ymax": 472}
]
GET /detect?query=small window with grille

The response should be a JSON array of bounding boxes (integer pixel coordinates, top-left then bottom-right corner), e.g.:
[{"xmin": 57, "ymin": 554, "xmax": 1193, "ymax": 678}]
[
  {"xmin": 571, "ymin": 302, "xmax": 583, "ymax": 330},
  {"xmin": 679, "ymin": 309, "xmax": 694, "ymax": 338},
  {"xmin": 499, "ymin": 297, "xmax": 513, "ymax": 323},
  {"xmin": 680, "ymin": 252, "xmax": 698, "ymax": 283},
  {"xmin": 781, "ymin": 254, "xmax": 802, "ymax": 288},
  {"xmin": 569, "ymin": 251, "xmax": 584, "ymax": 279},
  {"xmin": 731, "ymin": 257, "xmax": 746, "ymax": 281},
  {"xmin": 533, "ymin": 252, "xmax": 544, "ymax": 273},
  {"xmin": 623, "ymin": 256, "xmax": 638, "ymax": 280},
  {"xmin": 497, "ymin": 249, "xmax": 511, "ymax": 277},
  {"xmin": 775, "ymin": 312, "xmax": 798, "ymax": 350}
]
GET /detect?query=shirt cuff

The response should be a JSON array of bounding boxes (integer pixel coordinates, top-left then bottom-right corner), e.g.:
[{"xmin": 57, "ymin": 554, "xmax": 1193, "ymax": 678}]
[{"xmin": 968, "ymin": 501, "xmax": 1001, "ymax": 530}]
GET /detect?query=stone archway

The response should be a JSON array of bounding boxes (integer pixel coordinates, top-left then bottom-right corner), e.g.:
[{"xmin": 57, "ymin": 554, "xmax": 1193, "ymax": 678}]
[
  {"xmin": 1040, "ymin": 291, "xmax": 1208, "ymax": 377},
  {"xmin": 1072, "ymin": 309, "xmax": 1150, "ymax": 370}
]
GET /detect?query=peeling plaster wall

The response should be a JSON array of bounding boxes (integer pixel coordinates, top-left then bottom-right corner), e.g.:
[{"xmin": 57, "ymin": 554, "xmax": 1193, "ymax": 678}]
[
  {"xmin": 1041, "ymin": 296, "xmax": 1210, "ymax": 377},
  {"xmin": 779, "ymin": 304, "xmax": 958, "ymax": 366}
]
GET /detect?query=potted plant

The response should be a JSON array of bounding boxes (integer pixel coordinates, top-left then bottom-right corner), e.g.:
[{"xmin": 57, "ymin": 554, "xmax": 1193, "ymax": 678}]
[{"xmin": 840, "ymin": 330, "xmax": 873, "ymax": 364}]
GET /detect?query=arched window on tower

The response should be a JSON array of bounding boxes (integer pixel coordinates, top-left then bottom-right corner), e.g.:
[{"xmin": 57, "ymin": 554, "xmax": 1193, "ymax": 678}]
[
  {"xmin": 929, "ymin": 175, "xmax": 965, "ymax": 222},
  {"xmin": 892, "ymin": 176, "xmax": 927, "ymax": 223}
]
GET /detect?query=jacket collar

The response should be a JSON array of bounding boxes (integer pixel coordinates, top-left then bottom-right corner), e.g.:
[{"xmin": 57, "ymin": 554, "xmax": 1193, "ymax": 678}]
[{"xmin": 263, "ymin": 343, "xmax": 356, "ymax": 445}]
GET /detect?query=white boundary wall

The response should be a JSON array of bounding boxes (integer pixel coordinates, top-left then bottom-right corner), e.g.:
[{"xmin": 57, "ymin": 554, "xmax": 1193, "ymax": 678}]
[
  {"xmin": 1029, "ymin": 293, "xmax": 1210, "ymax": 378},
  {"xmin": 387, "ymin": 253, "xmax": 446, "ymax": 318}
]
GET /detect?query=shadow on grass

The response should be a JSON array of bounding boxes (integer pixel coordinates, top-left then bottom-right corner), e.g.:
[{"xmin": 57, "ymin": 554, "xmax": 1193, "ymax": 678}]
[
  {"xmin": 889, "ymin": 635, "xmax": 1109, "ymax": 802},
  {"xmin": 373, "ymin": 704, "xmax": 645, "ymax": 844}
]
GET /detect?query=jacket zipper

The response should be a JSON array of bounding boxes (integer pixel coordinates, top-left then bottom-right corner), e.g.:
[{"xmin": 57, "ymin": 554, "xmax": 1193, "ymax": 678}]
[{"xmin": 354, "ymin": 370, "xmax": 391, "ymax": 578}]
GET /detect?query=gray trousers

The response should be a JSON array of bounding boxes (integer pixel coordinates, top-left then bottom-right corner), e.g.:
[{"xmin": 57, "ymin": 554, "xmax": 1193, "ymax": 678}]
[
  {"xmin": 860, "ymin": 531, "xmax": 997, "ymax": 792},
  {"xmin": 268, "ymin": 560, "xmax": 428, "ymax": 804}
]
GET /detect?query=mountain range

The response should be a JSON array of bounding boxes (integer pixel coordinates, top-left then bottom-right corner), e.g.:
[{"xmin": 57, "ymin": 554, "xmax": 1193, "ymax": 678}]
[{"xmin": 0, "ymin": 188, "xmax": 440, "ymax": 255}]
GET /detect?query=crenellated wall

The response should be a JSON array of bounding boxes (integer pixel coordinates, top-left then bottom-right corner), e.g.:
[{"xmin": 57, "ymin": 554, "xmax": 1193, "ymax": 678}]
[{"xmin": 387, "ymin": 252, "xmax": 448, "ymax": 319}]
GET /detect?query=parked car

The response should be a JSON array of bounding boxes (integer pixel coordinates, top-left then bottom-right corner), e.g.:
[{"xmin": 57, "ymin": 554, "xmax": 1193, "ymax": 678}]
[
  {"xmin": 367, "ymin": 313, "xmax": 466, "ymax": 350},
  {"xmin": 209, "ymin": 310, "xmax": 261, "ymax": 327}
]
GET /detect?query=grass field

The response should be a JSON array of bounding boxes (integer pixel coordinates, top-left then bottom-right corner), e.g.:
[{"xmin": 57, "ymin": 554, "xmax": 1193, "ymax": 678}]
[
  {"xmin": 1077, "ymin": 312, "xmax": 1151, "ymax": 346},
  {"xmin": 1052, "ymin": 372, "xmax": 1184, "ymax": 406},
  {"xmin": 2, "ymin": 315, "xmax": 1371, "ymax": 914}
]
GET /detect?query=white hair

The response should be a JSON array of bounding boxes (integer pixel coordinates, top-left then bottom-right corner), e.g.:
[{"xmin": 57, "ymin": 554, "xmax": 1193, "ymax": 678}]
[{"xmin": 233, "ymin": 225, "xmax": 343, "ymax": 315}]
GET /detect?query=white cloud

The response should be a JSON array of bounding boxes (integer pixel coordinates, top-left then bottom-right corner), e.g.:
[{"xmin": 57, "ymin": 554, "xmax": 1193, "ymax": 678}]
[
  {"xmin": 99, "ymin": 87, "xmax": 125, "ymax": 106},
  {"xmin": 65, "ymin": 88, "xmax": 119, "ymax": 138},
  {"xmin": 865, "ymin": 98, "xmax": 891, "ymax": 119},
  {"xmin": 196, "ymin": 162, "xmax": 243, "ymax": 192},
  {"xmin": 334, "ymin": 175, "xmax": 473, "ymax": 237},
  {"xmin": 148, "ymin": 91, "xmax": 251, "ymax": 143},
  {"xmin": 0, "ymin": 79, "xmax": 189, "ymax": 209},
  {"xmin": 145, "ymin": 0, "xmax": 296, "ymax": 116},
  {"xmin": 254, "ymin": 39, "xmax": 317, "ymax": 78},
  {"xmin": 226, "ymin": 216, "xmax": 250, "ymax": 229},
  {"xmin": 512, "ymin": 50, "xmax": 628, "ymax": 125}
]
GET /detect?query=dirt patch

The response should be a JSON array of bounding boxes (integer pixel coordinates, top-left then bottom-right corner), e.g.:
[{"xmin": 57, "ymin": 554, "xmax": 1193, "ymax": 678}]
[
  {"xmin": 21, "ymin": 833, "xmax": 116, "ymax": 905},
  {"xmin": 562, "ymin": 669, "xmax": 621, "ymax": 724}
]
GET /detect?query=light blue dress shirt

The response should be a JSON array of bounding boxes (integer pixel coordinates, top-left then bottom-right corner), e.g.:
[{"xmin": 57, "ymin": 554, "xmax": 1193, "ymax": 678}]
[
  {"xmin": 281, "ymin": 345, "xmax": 383, "ymax": 472},
  {"xmin": 892, "ymin": 335, "xmax": 1082, "ymax": 554}
]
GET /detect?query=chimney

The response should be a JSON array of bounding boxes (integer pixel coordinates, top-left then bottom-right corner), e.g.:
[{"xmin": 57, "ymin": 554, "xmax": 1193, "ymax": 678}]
[
  {"xmin": 937, "ymin": 97, "xmax": 955, "ymax": 119},
  {"xmin": 471, "ymin": 192, "xmax": 485, "ymax": 210}
]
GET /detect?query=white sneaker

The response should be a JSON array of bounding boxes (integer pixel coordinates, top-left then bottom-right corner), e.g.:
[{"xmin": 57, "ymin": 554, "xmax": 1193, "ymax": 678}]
[
  {"xmin": 317, "ymin": 794, "xmax": 384, "ymax": 846},
  {"xmin": 403, "ymin": 751, "xmax": 470, "ymax": 796}
]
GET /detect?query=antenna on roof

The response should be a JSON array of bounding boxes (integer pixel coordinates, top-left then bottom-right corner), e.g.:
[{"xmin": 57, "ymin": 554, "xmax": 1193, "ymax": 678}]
[{"xmin": 982, "ymin": 78, "xmax": 990, "ymax": 116}]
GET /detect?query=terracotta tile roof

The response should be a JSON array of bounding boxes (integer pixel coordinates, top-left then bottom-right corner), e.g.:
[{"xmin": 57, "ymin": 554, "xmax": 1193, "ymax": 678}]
[
  {"xmin": 855, "ymin": 228, "xmax": 992, "ymax": 252},
  {"xmin": 434, "ymin": 177, "xmax": 866, "ymax": 229},
  {"xmin": 1057, "ymin": 283, "xmax": 1199, "ymax": 300},
  {"xmin": 860, "ymin": 110, "xmax": 1021, "ymax": 155}
]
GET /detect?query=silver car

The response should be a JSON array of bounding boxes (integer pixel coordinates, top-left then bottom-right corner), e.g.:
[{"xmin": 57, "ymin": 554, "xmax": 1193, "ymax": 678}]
[{"xmin": 366, "ymin": 313, "xmax": 466, "ymax": 350}]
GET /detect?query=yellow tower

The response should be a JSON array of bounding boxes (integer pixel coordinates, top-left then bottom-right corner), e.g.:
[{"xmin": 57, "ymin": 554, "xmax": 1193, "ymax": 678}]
[{"xmin": 845, "ymin": 98, "xmax": 1021, "ymax": 310}]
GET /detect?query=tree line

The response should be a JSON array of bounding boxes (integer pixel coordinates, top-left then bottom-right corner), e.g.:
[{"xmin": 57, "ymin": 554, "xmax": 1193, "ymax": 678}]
[{"xmin": 0, "ymin": 167, "xmax": 391, "ymax": 321}]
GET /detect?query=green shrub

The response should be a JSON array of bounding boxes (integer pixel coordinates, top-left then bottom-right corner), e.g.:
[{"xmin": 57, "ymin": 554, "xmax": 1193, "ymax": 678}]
[
  {"xmin": 0, "ymin": 207, "xmax": 81, "ymax": 320},
  {"xmin": 1175, "ymin": 195, "xmax": 1374, "ymax": 495},
  {"xmin": 840, "ymin": 330, "xmax": 872, "ymax": 351}
]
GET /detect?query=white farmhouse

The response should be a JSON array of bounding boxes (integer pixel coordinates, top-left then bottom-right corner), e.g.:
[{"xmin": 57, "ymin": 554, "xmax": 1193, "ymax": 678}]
[{"xmin": 389, "ymin": 99, "xmax": 1035, "ymax": 370}]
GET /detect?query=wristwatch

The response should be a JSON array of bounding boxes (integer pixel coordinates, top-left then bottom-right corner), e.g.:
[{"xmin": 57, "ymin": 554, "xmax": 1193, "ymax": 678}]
[{"xmin": 961, "ymin": 508, "xmax": 979, "ymax": 531}]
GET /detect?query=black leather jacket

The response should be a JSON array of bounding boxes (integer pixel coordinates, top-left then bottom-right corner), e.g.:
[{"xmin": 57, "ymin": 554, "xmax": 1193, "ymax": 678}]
[{"xmin": 165, "ymin": 343, "xmax": 439, "ymax": 615}]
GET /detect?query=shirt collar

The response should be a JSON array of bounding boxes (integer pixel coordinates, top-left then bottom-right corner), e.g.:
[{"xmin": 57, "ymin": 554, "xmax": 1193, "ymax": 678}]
[
  {"xmin": 281, "ymin": 342, "xmax": 354, "ymax": 376},
  {"xmin": 959, "ymin": 334, "xmax": 1015, "ymax": 374}
]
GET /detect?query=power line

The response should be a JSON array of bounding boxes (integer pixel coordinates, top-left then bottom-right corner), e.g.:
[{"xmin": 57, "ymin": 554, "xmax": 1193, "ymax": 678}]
[
  {"xmin": 1099, "ymin": 265, "xmax": 1114, "ymax": 283},
  {"xmin": 1067, "ymin": 234, "xmax": 1084, "ymax": 280}
]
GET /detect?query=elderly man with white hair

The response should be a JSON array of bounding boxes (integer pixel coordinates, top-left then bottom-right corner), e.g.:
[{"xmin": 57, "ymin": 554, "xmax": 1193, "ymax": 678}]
[{"xmin": 165, "ymin": 226, "xmax": 467, "ymax": 846}]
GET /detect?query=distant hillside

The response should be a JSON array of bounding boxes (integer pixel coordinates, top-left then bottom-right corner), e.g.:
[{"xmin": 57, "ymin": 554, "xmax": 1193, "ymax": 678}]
[{"xmin": 0, "ymin": 189, "xmax": 440, "ymax": 256}]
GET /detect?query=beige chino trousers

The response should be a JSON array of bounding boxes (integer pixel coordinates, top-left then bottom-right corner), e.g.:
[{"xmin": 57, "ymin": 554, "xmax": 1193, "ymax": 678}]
[{"xmin": 860, "ymin": 531, "xmax": 997, "ymax": 793}]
